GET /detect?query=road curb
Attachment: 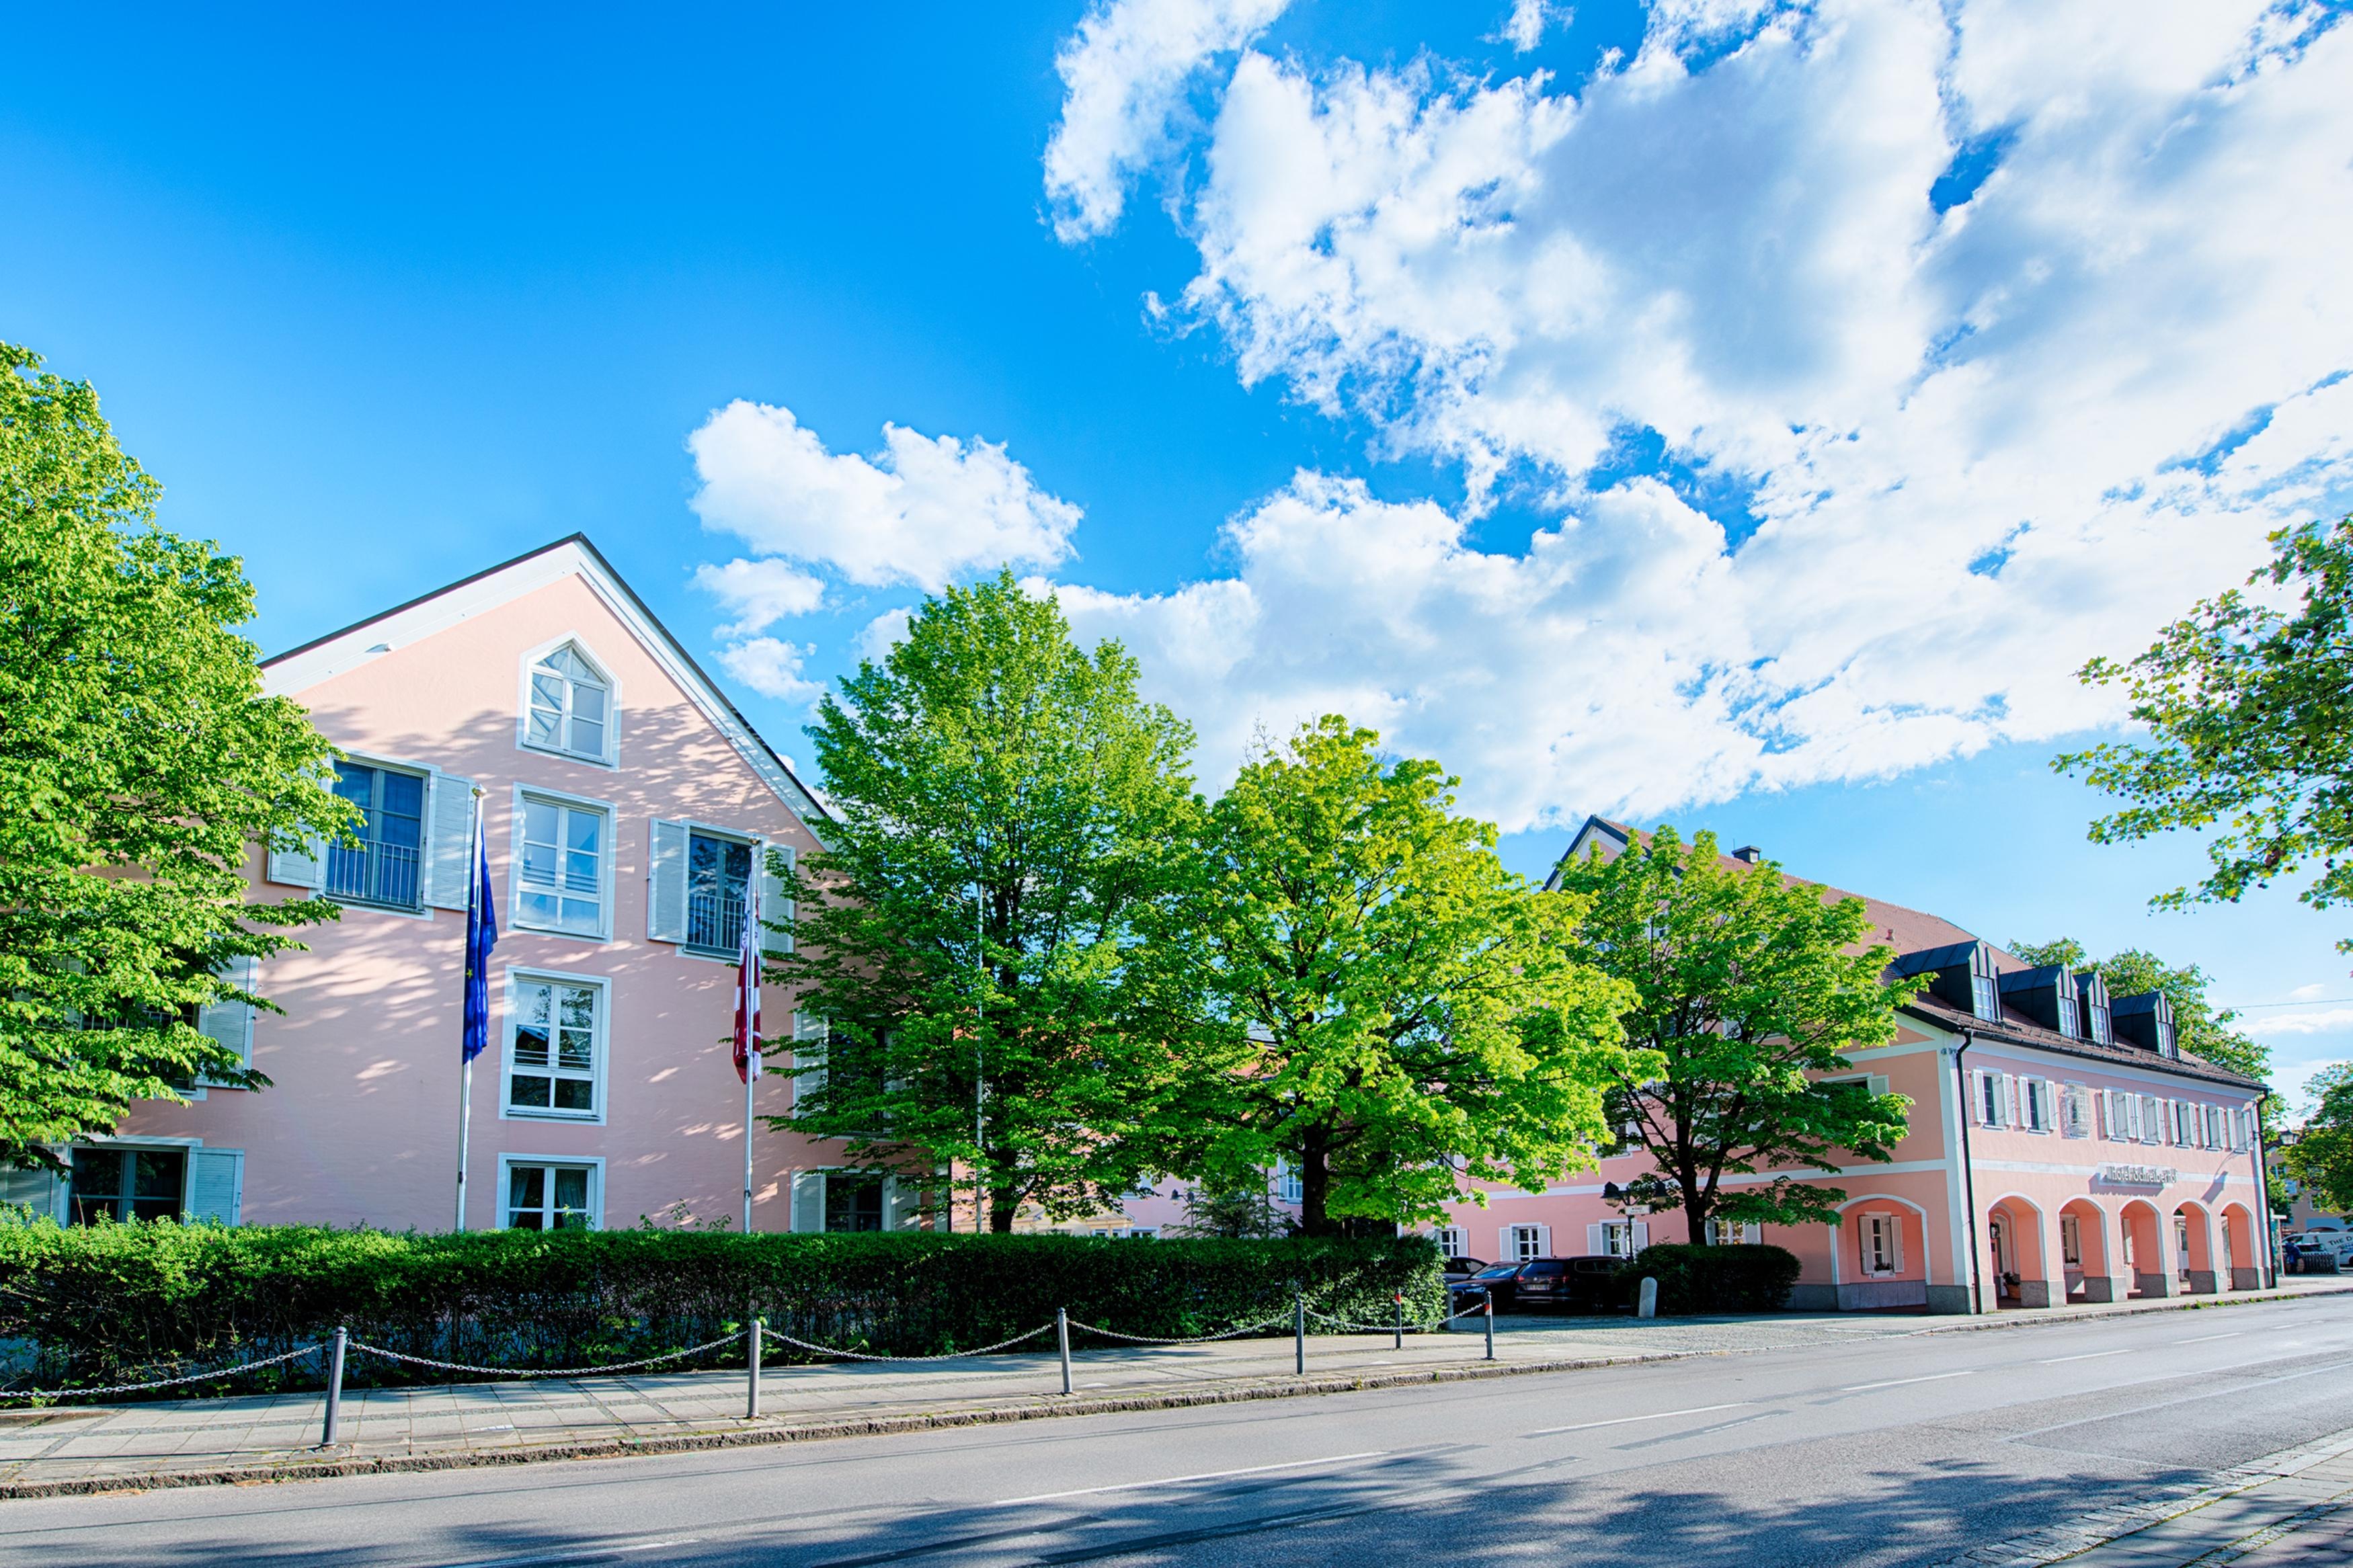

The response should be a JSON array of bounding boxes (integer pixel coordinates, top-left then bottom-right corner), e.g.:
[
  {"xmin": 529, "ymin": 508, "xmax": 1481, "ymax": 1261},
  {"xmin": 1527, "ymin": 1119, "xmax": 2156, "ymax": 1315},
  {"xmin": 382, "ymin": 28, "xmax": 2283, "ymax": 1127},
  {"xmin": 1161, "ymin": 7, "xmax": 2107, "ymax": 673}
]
[{"xmin": 9, "ymin": 1283, "xmax": 2348, "ymax": 1499}]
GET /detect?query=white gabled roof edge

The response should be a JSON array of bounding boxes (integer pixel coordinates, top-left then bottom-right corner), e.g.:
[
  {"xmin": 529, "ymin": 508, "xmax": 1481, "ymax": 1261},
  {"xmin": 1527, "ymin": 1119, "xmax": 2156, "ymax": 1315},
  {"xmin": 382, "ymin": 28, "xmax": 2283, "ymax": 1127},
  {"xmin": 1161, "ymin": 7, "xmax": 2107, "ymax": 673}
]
[{"xmin": 262, "ymin": 534, "xmax": 833, "ymax": 837}]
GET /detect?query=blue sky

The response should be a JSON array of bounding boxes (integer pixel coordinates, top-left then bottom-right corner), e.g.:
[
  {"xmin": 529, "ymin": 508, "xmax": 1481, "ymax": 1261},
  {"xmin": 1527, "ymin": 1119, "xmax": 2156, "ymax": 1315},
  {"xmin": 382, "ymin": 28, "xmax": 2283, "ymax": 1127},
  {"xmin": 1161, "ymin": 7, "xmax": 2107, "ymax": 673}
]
[{"xmin": 8, "ymin": 2, "xmax": 2352, "ymax": 1100}]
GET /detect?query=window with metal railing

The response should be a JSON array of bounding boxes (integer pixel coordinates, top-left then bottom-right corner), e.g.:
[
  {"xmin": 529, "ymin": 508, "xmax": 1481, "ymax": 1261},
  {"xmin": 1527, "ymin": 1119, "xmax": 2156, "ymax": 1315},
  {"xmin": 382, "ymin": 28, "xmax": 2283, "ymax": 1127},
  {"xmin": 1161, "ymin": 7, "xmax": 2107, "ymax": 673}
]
[
  {"xmin": 685, "ymin": 831, "xmax": 753, "ymax": 954},
  {"xmin": 326, "ymin": 761, "xmax": 424, "ymax": 909}
]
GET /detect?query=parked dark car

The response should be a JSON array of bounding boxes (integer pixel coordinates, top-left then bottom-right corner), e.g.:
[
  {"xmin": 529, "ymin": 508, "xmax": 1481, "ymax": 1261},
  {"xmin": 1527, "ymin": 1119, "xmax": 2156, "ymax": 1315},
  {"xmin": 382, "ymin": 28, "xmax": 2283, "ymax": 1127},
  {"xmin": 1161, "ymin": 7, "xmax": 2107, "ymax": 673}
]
[
  {"xmin": 1447, "ymin": 1260, "xmax": 1531, "ymax": 1310},
  {"xmin": 1509, "ymin": 1255, "xmax": 1627, "ymax": 1313},
  {"xmin": 1441, "ymin": 1255, "xmax": 1490, "ymax": 1282}
]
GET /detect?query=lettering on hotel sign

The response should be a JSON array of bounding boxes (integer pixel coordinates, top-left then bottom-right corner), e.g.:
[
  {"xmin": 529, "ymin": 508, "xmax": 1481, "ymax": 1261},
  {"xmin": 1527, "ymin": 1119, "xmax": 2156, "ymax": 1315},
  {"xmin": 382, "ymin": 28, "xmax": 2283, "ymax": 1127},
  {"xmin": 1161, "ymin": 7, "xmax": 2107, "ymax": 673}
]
[{"xmin": 2094, "ymin": 1163, "xmax": 2177, "ymax": 1189}]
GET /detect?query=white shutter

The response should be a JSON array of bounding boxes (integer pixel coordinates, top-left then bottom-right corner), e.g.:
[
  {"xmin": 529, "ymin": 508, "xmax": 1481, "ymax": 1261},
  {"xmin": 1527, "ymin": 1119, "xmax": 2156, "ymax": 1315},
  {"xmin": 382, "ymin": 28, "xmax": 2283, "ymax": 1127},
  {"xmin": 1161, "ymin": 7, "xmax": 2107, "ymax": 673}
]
[
  {"xmin": 792, "ymin": 1013, "xmax": 828, "ymax": 1119},
  {"xmin": 1587, "ymin": 1223, "xmax": 1607, "ymax": 1257},
  {"xmin": 882, "ymin": 1175, "xmax": 912, "ymax": 1232},
  {"xmin": 1998, "ymin": 1075, "xmax": 2016, "ymax": 1127},
  {"xmin": 1632, "ymin": 1221, "xmax": 1650, "ymax": 1252},
  {"xmin": 1890, "ymin": 1217, "xmax": 1905, "ymax": 1274},
  {"xmin": 1867, "ymin": 1073, "xmax": 1890, "ymax": 1099},
  {"xmin": 185, "ymin": 1149, "xmax": 243, "ymax": 1225},
  {"xmin": 425, "ymin": 774, "xmax": 479, "ymax": 911},
  {"xmin": 1974, "ymin": 1071, "xmax": 1993, "ymax": 1126},
  {"xmin": 647, "ymin": 819, "xmax": 690, "ymax": 943},
  {"xmin": 791, "ymin": 1171, "xmax": 826, "ymax": 1233},
  {"xmin": 1533, "ymin": 1224, "xmax": 1552, "ymax": 1258},
  {"xmin": 0, "ymin": 1165, "xmax": 61, "ymax": 1219},
  {"xmin": 266, "ymin": 831, "xmax": 325, "ymax": 891},
  {"xmin": 196, "ymin": 956, "xmax": 257, "ymax": 1085},
  {"xmin": 760, "ymin": 843, "xmax": 795, "ymax": 956},
  {"xmin": 1499, "ymin": 1226, "xmax": 1518, "ymax": 1260}
]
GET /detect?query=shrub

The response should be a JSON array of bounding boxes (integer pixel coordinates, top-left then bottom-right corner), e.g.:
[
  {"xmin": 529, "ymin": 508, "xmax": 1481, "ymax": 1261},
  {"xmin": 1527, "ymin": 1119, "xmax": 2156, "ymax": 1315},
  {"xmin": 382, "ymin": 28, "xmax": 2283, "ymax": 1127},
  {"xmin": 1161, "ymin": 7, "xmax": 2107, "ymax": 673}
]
[
  {"xmin": 1622, "ymin": 1242, "xmax": 1802, "ymax": 1314},
  {"xmin": 0, "ymin": 1216, "xmax": 1443, "ymax": 1399}
]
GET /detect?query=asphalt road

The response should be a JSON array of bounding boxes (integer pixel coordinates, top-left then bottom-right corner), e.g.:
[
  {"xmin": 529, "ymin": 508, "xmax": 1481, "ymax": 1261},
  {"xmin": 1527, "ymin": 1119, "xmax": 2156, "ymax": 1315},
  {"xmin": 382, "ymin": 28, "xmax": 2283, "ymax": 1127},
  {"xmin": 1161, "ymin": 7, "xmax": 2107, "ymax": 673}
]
[{"xmin": 14, "ymin": 1296, "xmax": 2353, "ymax": 1568}]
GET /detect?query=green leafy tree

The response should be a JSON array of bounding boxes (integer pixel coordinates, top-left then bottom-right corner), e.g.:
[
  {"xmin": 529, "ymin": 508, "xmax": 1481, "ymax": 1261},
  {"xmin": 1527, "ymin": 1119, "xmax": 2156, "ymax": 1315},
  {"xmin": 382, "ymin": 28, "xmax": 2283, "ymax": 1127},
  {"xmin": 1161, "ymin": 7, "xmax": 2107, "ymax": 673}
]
[
  {"xmin": 2282, "ymin": 1064, "xmax": 2353, "ymax": 1216},
  {"xmin": 768, "ymin": 573, "xmax": 1207, "ymax": 1229},
  {"xmin": 2007, "ymin": 938, "xmax": 2268, "ymax": 1083},
  {"xmin": 1554, "ymin": 825, "xmax": 1917, "ymax": 1237},
  {"xmin": 2059, "ymin": 515, "xmax": 2353, "ymax": 953},
  {"xmin": 1185, "ymin": 717, "xmax": 1639, "ymax": 1237},
  {"xmin": 1, "ymin": 343, "xmax": 354, "ymax": 1167}
]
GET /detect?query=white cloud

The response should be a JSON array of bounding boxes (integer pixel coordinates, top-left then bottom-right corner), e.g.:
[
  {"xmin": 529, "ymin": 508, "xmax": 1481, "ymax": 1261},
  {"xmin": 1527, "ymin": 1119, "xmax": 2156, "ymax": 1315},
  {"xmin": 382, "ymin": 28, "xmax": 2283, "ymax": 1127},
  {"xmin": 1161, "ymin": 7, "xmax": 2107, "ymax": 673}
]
[
  {"xmin": 854, "ymin": 606, "xmax": 914, "ymax": 665},
  {"xmin": 1494, "ymin": 0, "xmax": 1573, "ymax": 53},
  {"xmin": 714, "ymin": 636, "xmax": 822, "ymax": 704},
  {"xmin": 692, "ymin": 556, "xmax": 826, "ymax": 638},
  {"xmin": 687, "ymin": 401, "xmax": 1082, "ymax": 591},
  {"xmin": 1040, "ymin": 1, "xmax": 2353, "ymax": 827},
  {"xmin": 2292, "ymin": 983, "xmax": 2333, "ymax": 1001},
  {"xmin": 2248, "ymin": 1007, "xmax": 2353, "ymax": 1038},
  {"xmin": 1043, "ymin": 0, "xmax": 1293, "ymax": 242}
]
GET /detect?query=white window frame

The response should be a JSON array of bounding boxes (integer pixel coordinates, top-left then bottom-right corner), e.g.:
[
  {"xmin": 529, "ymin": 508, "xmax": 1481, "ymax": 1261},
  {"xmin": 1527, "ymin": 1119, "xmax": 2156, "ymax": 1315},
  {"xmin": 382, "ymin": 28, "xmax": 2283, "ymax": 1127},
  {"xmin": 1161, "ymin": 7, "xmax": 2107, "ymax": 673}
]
[
  {"xmin": 1507, "ymin": 1224, "xmax": 1546, "ymax": 1262},
  {"xmin": 498, "ymin": 1153, "xmax": 604, "ymax": 1231},
  {"xmin": 511, "ymin": 785, "xmax": 616, "ymax": 942},
  {"xmin": 517, "ymin": 634, "xmax": 621, "ymax": 768},
  {"xmin": 1437, "ymin": 1225, "xmax": 1470, "ymax": 1260},
  {"xmin": 1600, "ymin": 1219, "xmax": 1635, "ymax": 1259},
  {"xmin": 1860, "ymin": 1212, "xmax": 1902, "ymax": 1276},
  {"xmin": 321, "ymin": 753, "xmax": 438, "ymax": 919},
  {"xmin": 1273, "ymin": 1160, "xmax": 1304, "ymax": 1205},
  {"xmin": 680, "ymin": 821, "xmax": 758, "ymax": 960},
  {"xmin": 500, "ymin": 968, "xmax": 609, "ymax": 1124},
  {"xmin": 1706, "ymin": 1218, "xmax": 1762, "ymax": 1246},
  {"xmin": 2060, "ymin": 1212, "xmax": 2083, "ymax": 1268}
]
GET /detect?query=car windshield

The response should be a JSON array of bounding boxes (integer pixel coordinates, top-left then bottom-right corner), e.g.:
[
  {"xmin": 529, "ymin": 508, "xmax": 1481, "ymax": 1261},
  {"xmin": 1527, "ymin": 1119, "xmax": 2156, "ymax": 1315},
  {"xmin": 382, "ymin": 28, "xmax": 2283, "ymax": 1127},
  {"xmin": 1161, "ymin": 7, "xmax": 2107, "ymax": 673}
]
[{"xmin": 1470, "ymin": 1265, "xmax": 1521, "ymax": 1280}]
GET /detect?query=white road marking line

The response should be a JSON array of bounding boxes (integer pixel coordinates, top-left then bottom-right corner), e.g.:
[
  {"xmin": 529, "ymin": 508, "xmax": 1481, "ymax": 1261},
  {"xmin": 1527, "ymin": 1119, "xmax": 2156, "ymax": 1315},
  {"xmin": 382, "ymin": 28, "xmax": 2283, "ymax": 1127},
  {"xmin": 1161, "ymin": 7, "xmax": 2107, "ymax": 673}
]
[
  {"xmin": 994, "ymin": 1450, "xmax": 1388, "ymax": 1507},
  {"xmin": 1841, "ymin": 1370, "xmax": 1972, "ymax": 1392},
  {"xmin": 2038, "ymin": 1350, "xmax": 2131, "ymax": 1364},
  {"xmin": 436, "ymin": 1541, "xmax": 699, "ymax": 1568},
  {"xmin": 2174, "ymin": 1332, "xmax": 2243, "ymax": 1344},
  {"xmin": 1525, "ymin": 1401, "xmax": 1754, "ymax": 1436}
]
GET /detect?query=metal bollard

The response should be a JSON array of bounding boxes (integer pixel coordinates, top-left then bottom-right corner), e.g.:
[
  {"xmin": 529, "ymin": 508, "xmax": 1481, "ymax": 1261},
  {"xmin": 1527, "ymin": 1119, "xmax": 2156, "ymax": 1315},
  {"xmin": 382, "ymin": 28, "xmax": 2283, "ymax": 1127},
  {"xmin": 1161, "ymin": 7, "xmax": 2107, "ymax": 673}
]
[
  {"xmin": 746, "ymin": 1317, "xmax": 764, "ymax": 1420},
  {"xmin": 1294, "ymin": 1294, "xmax": 1306, "ymax": 1375},
  {"xmin": 1393, "ymin": 1292, "xmax": 1404, "ymax": 1351},
  {"xmin": 320, "ymin": 1325, "xmax": 348, "ymax": 1446},
  {"xmin": 1057, "ymin": 1307, "xmax": 1072, "ymax": 1396},
  {"xmin": 1483, "ymin": 1295, "xmax": 1495, "ymax": 1361}
]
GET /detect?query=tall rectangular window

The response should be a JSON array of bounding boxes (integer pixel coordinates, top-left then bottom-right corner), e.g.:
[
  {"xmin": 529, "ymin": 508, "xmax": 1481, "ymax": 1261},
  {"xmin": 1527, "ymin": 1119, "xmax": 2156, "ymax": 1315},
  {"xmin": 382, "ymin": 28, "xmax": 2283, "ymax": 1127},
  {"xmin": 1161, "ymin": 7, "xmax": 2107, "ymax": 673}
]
[
  {"xmin": 518, "ymin": 796, "xmax": 606, "ymax": 936},
  {"xmin": 504, "ymin": 1161, "xmax": 595, "ymax": 1229},
  {"xmin": 326, "ymin": 762, "xmax": 424, "ymax": 909},
  {"xmin": 686, "ymin": 831, "xmax": 754, "ymax": 954},
  {"xmin": 1860, "ymin": 1214, "xmax": 1900, "ymax": 1274},
  {"xmin": 2061, "ymin": 1214, "xmax": 2083, "ymax": 1267},
  {"xmin": 1274, "ymin": 1161, "xmax": 1304, "ymax": 1204},
  {"xmin": 1437, "ymin": 1226, "xmax": 1468, "ymax": 1259},
  {"xmin": 506, "ymin": 975, "xmax": 602, "ymax": 1119},
  {"xmin": 1509, "ymin": 1225, "xmax": 1545, "ymax": 1261}
]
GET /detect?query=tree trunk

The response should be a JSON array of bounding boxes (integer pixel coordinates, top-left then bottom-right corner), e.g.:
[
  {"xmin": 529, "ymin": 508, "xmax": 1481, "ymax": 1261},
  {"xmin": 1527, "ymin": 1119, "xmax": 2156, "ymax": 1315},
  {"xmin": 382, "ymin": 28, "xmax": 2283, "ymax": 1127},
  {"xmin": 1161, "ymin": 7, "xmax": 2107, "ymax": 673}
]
[
  {"xmin": 1298, "ymin": 1123, "xmax": 1337, "ymax": 1237},
  {"xmin": 988, "ymin": 1178, "xmax": 1020, "ymax": 1233}
]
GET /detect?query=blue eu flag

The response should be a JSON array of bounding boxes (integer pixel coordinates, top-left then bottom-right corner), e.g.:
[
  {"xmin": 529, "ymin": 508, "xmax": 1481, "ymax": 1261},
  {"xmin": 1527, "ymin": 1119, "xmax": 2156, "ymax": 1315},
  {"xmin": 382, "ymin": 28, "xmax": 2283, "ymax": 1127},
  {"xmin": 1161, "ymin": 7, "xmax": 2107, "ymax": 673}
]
[{"xmin": 462, "ymin": 816, "xmax": 498, "ymax": 1063}]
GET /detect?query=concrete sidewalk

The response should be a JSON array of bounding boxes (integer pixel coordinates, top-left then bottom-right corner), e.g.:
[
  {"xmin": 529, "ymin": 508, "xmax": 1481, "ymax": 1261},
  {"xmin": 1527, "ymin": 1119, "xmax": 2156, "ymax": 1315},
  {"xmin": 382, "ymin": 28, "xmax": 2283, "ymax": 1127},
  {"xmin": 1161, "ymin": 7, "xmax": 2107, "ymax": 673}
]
[{"xmin": 4, "ymin": 1279, "xmax": 2343, "ymax": 1499}]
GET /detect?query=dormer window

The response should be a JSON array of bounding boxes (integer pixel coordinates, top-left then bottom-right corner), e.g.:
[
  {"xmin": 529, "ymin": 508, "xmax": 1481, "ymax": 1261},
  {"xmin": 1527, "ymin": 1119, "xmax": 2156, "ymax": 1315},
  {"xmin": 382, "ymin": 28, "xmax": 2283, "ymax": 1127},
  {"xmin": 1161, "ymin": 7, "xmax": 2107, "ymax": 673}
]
[
  {"xmin": 526, "ymin": 644, "xmax": 610, "ymax": 761},
  {"xmin": 1998, "ymin": 964, "xmax": 2079, "ymax": 1037},
  {"xmin": 1887, "ymin": 939, "xmax": 2005, "ymax": 1024},
  {"xmin": 2111, "ymin": 990, "xmax": 2178, "ymax": 1057},
  {"xmin": 2078, "ymin": 972, "xmax": 2112, "ymax": 1046}
]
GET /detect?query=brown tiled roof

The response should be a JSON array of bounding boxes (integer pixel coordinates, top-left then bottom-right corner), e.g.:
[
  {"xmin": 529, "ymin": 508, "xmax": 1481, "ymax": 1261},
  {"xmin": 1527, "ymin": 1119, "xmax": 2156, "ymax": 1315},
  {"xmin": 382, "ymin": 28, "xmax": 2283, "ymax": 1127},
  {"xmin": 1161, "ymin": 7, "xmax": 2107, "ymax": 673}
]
[{"xmin": 1558, "ymin": 817, "xmax": 2266, "ymax": 1094}]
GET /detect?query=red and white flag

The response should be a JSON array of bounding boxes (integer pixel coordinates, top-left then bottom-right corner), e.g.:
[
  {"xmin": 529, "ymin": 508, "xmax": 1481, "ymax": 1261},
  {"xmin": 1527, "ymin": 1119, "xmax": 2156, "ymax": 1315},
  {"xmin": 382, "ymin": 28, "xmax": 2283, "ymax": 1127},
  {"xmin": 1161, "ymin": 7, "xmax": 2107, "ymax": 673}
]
[{"xmin": 733, "ymin": 865, "xmax": 761, "ymax": 1083}]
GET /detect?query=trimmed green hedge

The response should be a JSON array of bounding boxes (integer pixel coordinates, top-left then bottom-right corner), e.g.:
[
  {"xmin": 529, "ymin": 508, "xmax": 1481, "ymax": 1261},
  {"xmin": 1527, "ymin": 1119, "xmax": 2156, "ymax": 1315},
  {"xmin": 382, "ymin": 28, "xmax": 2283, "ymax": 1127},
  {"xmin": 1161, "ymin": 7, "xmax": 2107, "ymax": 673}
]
[
  {"xmin": 1622, "ymin": 1243, "xmax": 1802, "ymax": 1314},
  {"xmin": 0, "ymin": 1218, "xmax": 1443, "ymax": 1399}
]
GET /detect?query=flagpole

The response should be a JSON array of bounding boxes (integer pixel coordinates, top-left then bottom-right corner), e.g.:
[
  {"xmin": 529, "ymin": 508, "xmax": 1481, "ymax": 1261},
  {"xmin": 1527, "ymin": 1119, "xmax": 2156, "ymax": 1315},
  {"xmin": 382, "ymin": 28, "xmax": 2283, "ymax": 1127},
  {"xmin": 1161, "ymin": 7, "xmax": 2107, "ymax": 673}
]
[
  {"xmin": 456, "ymin": 787, "xmax": 485, "ymax": 1233},
  {"xmin": 742, "ymin": 861, "xmax": 761, "ymax": 1234}
]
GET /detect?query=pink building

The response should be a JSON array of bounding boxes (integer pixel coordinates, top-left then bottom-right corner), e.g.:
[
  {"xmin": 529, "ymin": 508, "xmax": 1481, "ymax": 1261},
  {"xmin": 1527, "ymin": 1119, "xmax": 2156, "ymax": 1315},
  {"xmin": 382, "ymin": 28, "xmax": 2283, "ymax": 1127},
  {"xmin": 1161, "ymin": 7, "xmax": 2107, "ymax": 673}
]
[
  {"xmin": 1429, "ymin": 818, "xmax": 2276, "ymax": 1313},
  {"xmin": 13, "ymin": 536, "xmax": 930, "ymax": 1237}
]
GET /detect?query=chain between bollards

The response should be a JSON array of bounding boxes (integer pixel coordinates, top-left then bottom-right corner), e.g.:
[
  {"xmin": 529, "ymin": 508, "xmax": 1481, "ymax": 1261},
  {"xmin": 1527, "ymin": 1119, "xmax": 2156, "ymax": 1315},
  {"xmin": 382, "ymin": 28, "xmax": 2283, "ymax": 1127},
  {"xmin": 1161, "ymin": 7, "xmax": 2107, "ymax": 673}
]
[
  {"xmin": 1483, "ymin": 1294, "xmax": 1495, "ymax": 1361},
  {"xmin": 1293, "ymin": 1294, "xmax": 1305, "ymax": 1375},
  {"xmin": 319, "ymin": 1324, "xmax": 348, "ymax": 1446},
  {"xmin": 746, "ymin": 1317, "xmax": 764, "ymax": 1420},
  {"xmin": 1056, "ymin": 1307, "xmax": 1072, "ymax": 1395}
]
